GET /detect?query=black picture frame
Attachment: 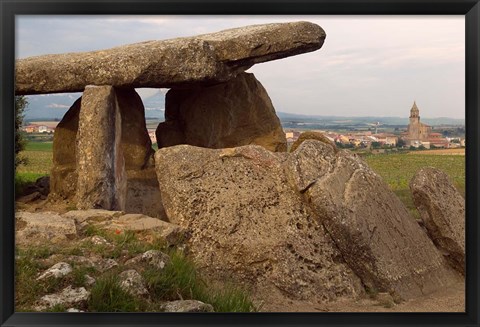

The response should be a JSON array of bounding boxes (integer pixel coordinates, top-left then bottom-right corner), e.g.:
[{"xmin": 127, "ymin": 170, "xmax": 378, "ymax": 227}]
[{"xmin": 1, "ymin": 1, "xmax": 479, "ymax": 326}]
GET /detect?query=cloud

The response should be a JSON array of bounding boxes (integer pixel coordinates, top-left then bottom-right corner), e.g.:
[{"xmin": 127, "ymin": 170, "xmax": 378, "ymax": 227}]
[
  {"xmin": 46, "ymin": 103, "xmax": 70, "ymax": 109},
  {"xmin": 16, "ymin": 15, "xmax": 465, "ymax": 118}
]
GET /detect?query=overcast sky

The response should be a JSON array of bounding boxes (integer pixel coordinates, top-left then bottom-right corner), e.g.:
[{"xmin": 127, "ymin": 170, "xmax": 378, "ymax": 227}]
[{"xmin": 16, "ymin": 15, "xmax": 465, "ymax": 118}]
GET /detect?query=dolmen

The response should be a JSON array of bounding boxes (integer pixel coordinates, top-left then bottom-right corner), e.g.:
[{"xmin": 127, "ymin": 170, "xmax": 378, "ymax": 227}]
[
  {"xmin": 16, "ymin": 21, "xmax": 325, "ymax": 214},
  {"xmin": 16, "ymin": 21, "xmax": 463, "ymax": 304}
]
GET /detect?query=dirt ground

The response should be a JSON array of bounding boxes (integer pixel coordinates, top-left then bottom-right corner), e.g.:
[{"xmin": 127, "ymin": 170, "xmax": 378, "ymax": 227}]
[{"xmin": 258, "ymin": 281, "xmax": 465, "ymax": 312}]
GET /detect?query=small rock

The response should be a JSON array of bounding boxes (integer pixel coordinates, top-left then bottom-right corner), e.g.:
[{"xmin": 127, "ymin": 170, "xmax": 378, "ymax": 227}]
[
  {"xmin": 118, "ymin": 270, "xmax": 148, "ymax": 296},
  {"xmin": 126, "ymin": 250, "xmax": 170, "ymax": 270},
  {"xmin": 88, "ymin": 235, "xmax": 112, "ymax": 246},
  {"xmin": 37, "ymin": 262, "xmax": 72, "ymax": 280},
  {"xmin": 66, "ymin": 308, "xmax": 84, "ymax": 312},
  {"xmin": 376, "ymin": 292, "xmax": 395, "ymax": 308},
  {"xmin": 84, "ymin": 274, "xmax": 96, "ymax": 286},
  {"xmin": 100, "ymin": 213, "xmax": 186, "ymax": 245},
  {"xmin": 35, "ymin": 286, "xmax": 90, "ymax": 311},
  {"xmin": 16, "ymin": 191, "xmax": 42, "ymax": 203},
  {"xmin": 94, "ymin": 258, "xmax": 118, "ymax": 273},
  {"xmin": 161, "ymin": 300, "xmax": 214, "ymax": 313}
]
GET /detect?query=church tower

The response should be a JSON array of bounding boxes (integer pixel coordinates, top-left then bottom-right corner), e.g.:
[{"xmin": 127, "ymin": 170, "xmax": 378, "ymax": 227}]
[{"xmin": 406, "ymin": 101, "xmax": 431, "ymax": 145}]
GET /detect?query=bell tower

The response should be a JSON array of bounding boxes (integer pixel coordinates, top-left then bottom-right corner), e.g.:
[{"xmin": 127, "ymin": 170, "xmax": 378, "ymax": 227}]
[{"xmin": 408, "ymin": 101, "xmax": 420, "ymax": 141}]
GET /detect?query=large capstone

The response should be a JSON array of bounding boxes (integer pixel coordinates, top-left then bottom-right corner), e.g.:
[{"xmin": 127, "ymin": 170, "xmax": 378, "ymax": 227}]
[
  {"xmin": 16, "ymin": 22, "xmax": 325, "ymax": 95},
  {"xmin": 156, "ymin": 72, "xmax": 287, "ymax": 152},
  {"xmin": 410, "ymin": 167, "xmax": 465, "ymax": 274},
  {"xmin": 76, "ymin": 85, "xmax": 127, "ymax": 210}
]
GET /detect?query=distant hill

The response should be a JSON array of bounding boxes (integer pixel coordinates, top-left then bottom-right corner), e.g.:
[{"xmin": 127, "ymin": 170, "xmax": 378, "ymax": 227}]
[
  {"xmin": 24, "ymin": 91, "xmax": 166, "ymax": 121},
  {"xmin": 23, "ymin": 92, "xmax": 464, "ymax": 127},
  {"xmin": 276, "ymin": 112, "xmax": 465, "ymax": 126}
]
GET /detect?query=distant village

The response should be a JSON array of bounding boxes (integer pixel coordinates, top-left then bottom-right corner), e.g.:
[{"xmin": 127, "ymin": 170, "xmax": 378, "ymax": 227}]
[{"xmin": 22, "ymin": 102, "xmax": 465, "ymax": 152}]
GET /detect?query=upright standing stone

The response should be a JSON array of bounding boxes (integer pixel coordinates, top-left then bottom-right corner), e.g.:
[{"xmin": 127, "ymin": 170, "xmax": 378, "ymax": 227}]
[
  {"xmin": 50, "ymin": 98, "xmax": 81, "ymax": 199},
  {"xmin": 76, "ymin": 85, "xmax": 126, "ymax": 210},
  {"xmin": 410, "ymin": 167, "xmax": 465, "ymax": 274},
  {"xmin": 156, "ymin": 72, "xmax": 287, "ymax": 152}
]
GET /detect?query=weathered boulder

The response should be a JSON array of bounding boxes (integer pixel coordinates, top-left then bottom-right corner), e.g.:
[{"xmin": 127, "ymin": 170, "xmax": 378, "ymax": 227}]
[
  {"xmin": 76, "ymin": 85, "xmax": 127, "ymax": 210},
  {"xmin": 156, "ymin": 72, "xmax": 287, "ymax": 152},
  {"xmin": 410, "ymin": 167, "xmax": 465, "ymax": 274},
  {"xmin": 286, "ymin": 140, "xmax": 461, "ymax": 299},
  {"xmin": 155, "ymin": 145, "xmax": 362, "ymax": 301},
  {"xmin": 16, "ymin": 22, "xmax": 325, "ymax": 95},
  {"xmin": 155, "ymin": 142, "xmax": 462, "ymax": 302},
  {"xmin": 16, "ymin": 211, "xmax": 77, "ymax": 245}
]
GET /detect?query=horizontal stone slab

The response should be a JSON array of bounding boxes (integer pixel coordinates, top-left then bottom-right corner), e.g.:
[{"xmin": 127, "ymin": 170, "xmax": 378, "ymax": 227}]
[{"xmin": 16, "ymin": 21, "xmax": 325, "ymax": 95}]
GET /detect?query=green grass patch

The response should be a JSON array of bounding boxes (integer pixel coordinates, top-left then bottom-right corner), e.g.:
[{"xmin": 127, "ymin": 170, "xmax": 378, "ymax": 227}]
[
  {"xmin": 144, "ymin": 250, "xmax": 256, "ymax": 312},
  {"xmin": 363, "ymin": 153, "xmax": 465, "ymax": 216},
  {"xmin": 88, "ymin": 274, "xmax": 145, "ymax": 312},
  {"xmin": 25, "ymin": 141, "xmax": 53, "ymax": 152}
]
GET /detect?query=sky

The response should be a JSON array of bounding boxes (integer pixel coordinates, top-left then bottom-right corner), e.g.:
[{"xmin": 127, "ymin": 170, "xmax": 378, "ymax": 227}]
[{"xmin": 16, "ymin": 15, "xmax": 465, "ymax": 119}]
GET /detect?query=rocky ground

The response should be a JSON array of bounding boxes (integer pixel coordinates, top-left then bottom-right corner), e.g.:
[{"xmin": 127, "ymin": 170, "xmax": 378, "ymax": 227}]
[{"xmin": 16, "ymin": 198, "xmax": 465, "ymax": 313}]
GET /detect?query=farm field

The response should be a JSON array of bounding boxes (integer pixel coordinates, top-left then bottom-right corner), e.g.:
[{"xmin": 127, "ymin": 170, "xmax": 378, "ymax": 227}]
[
  {"xmin": 363, "ymin": 152, "xmax": 465, "ymax": 218},
  {"xmin": 17, "ymin": 141, "xmax": 465, "ymax": 218}
]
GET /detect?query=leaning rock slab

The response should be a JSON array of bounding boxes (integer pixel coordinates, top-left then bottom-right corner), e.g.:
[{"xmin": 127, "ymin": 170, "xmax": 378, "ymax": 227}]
[
  {"xmin": 286, "ymin": 140, "xmax": 461, "ymax": 299},
  {"xmin": 16, "ymin": 22, "xmax": 325, "ymax": 94},
  {"xmin": 155, "ymin": 144, "xmax": 362, "ymax": 301},
  {"xmin": 156, "ymin": 72, "xmax": 287, "ymax": 152},
  {"xmin": 410, "ymin": 167, "xmax": 465, "ymax": 274},
  {"xmin": 76, "ymin": 85, "xmax": 127, "ymax": 210},
  {"xmin": 16, "ymin": 211, "xmax": 77, "ymax": 245}
]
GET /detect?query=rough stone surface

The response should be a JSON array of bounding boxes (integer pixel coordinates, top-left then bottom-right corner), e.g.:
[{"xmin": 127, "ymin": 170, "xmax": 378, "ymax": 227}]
[
  {"xmin": 37, "ymin": 262, "xmax": 73, "ymax": 280},
  {"xmin": 16, "ymin": 22, "xmax": 325, "ymax": 95},
  {"xmin": 50, "ymin": 98, "xmax": 80, "ymax": 199},
  {"xmin": 125, "ymin": 250, "xmax": 171, "ymax": 270},
  {"xmin": 76, "ymin": 85, "xmax": 127, "ymax": 210},
  {"xmin": 161, "ymin": 300, "xmax": 214, "ymax": 313},
  {"xmin": 156, "ymin": 72, "xmax": 287, "ymax": 152},
  {"xmin": 286, "ymin": 140, "xmax": 461, "ymax": 299},
  {"xmin": 97, "ymin": 213, "xmax": 186, "ymax": 245},
  {"xmin": 115, "ymin": 88, "xmax": 154, "ymax": 171},
  {"xmin": 35, "ymin": 286, "xmax": 90, "ymax": 311},
  {"xmin": 290, "ymin": 131, "xmax": 337, "ymax": 153},
  {"xmin": 16, "ymin": 211, "xmax": 77, "ymax": 245},
  {"xmin": 410, "ymin": 167, "xmax": 465, "ymax": 274},
  {"xmin": 119, "ymin": 269, "xmax": 149, "ymax": 296},
  {"xmin": 63, "ymin": 209, "xmax": 124, "ymax": 223},
  {"xmin": 155, "ymin": 144, "xmax": 362, "ymax": 301},
  {"xmin": 155, "ymin": 142, "xmax": 462, "ymax": 302},
  {"xmin": 49, "ymin": 89, "xmax": 164, "ymax": 218}
]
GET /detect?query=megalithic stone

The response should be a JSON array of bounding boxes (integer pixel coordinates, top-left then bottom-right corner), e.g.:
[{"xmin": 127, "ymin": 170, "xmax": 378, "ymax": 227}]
[{"xmin": 76, "ymin": 85, "xmax": 126, "ymax": 210}]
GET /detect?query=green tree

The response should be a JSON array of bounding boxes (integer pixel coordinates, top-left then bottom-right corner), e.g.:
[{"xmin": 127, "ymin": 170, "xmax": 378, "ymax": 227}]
[{"xmin": 15, "ymin": 96, "xmax": 28, "ymax": 169}]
